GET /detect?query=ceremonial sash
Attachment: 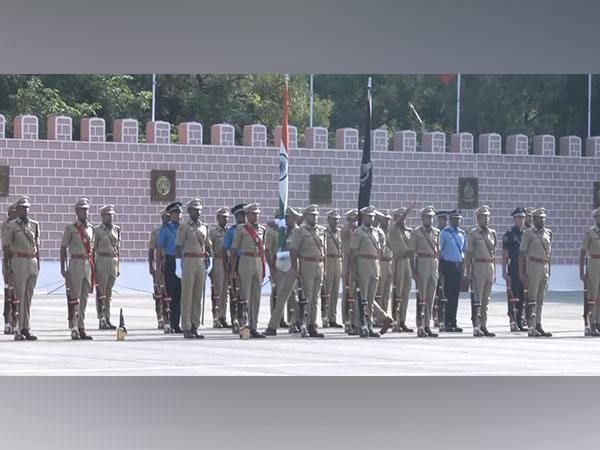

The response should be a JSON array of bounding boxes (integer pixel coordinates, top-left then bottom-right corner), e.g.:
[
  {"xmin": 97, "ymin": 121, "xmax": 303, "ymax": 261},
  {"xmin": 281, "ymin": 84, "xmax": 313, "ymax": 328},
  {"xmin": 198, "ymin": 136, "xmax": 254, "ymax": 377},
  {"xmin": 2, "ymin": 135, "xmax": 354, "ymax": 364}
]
[
  {"xmin": 244, "ymin": 224, "xmax": 265, "ymax": 280},
  {"xmin": 74, "ymin": 223, "xmax": 95, "ymax": 293}
]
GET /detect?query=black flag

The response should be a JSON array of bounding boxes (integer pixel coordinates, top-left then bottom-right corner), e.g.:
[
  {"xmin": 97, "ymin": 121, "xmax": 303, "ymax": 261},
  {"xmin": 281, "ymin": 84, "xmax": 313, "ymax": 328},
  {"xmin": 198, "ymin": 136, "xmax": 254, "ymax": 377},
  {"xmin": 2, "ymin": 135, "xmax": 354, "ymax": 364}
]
[{"xmin": 358, "ymin": 77, "xmax": 373, "ymax": 213}]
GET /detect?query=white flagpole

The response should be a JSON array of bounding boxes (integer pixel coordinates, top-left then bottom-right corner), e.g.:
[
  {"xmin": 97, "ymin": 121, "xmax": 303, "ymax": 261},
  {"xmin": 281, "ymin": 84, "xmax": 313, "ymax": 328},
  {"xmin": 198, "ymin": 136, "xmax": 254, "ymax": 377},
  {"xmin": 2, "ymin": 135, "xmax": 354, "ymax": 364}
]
[
  {"xmin": 588, "ymin": 74, "xmax": 592, "ymax": 138},
  {"xmin": 456, "ymin": 73, "xmax": 461, "ymax": 133},
  {"xmin": 310, "ymin": 74, "xmax": 314, "ymax": 128},
  {"xmin": 151, "ymin": 74, "xmax": 157, "ymax": 122}
]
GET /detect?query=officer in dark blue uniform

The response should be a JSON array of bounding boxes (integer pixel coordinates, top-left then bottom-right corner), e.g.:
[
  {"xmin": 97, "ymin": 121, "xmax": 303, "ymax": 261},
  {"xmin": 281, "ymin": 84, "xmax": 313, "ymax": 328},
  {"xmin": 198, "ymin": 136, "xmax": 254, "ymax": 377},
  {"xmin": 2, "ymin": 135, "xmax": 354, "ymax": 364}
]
[
  {"xmin": 433, "ymin": 211, "xmax": 448, "ymax": 328},
  {"xmin": 439, "ymin": 210, "xmax": 466, "ymax": 332},
  {"xmin": 502, "ymin": 207, "xmax": 528, "ymax": 332}
]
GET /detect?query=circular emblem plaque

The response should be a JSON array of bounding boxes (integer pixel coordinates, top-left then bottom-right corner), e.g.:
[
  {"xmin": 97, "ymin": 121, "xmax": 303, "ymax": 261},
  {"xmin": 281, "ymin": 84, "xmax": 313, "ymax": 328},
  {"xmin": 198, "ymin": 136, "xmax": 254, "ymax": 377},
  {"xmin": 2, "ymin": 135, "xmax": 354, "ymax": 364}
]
[{"xmin": 156, "ymin": 175, "xmax": 172, "ymax": 197}]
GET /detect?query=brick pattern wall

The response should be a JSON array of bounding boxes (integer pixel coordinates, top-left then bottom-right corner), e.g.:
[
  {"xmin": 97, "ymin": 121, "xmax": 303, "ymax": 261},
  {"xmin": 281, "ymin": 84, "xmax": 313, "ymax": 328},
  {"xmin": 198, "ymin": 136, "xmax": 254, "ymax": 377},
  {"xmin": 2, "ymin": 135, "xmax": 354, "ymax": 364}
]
[{"xmin": 0, "ymin": 137, "xmax": 596, "ymax": 264}]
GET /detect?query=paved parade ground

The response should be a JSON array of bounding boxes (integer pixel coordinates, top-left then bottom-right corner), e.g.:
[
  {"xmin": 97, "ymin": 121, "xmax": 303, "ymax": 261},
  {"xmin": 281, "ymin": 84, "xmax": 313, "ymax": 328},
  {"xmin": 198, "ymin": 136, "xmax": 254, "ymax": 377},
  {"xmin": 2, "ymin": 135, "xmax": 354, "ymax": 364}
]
[{"xmin": 2, "ymin": 289, "xmax": 600, "ymax": 376}]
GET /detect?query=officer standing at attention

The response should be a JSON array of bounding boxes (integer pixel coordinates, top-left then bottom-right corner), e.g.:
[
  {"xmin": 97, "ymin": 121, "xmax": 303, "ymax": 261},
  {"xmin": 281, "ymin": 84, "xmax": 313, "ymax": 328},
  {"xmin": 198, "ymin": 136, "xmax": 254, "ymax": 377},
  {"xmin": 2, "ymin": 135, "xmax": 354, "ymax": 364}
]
[
  {"xmin": 222, "ymin": 203, "xmax": 246, "ymax": 332},
  {"xmin": 265, "ymin": 209, "xmax": 285, "ymax": 326},
  {"xmin": 2, "ymin": 196, "xmax": 40, "ymax": 340},
  {"xmin": 408, "ymin": 206, "xmax": 440, "ymax": 337},
  {"xmin": 323, "ymin": 209, "xmax": 343, "ymax": 328},
  {"xmin": 502, "ymin": 207, "xmax": 528, "ymax": 332},
  {"xmin": 176, "ymin": 199, "xmax": 212, "ymax": 339},
  {"xmin": 290, "ymin": 204, "xmax": 327, "ymax": 338},
  {"xmin": 464, "ymin": 205, "xmax": 497, "ymax": 337},
  {"xmin": 438, "ymin": 209, "xmax": 466, "ymax": 332},
  {"xmin": 148, "ymin": 208, "xmax": 170, "ymax": 329},
  {"xmin": 93, "ymin": 205, "xmax": 120, "ymax": 330},
  {"xmin": 524, "ymin": 207, "xmax": 534, "ymax": 229},
  {"xmin": 579, "ymin": 208, "xmax": 600, "ymax": 336},
  {"xmin": 340, "ymin": 209, "xmax": 358, "ymax": 331},
  {"xmin": 433, "ymin": 210, "xmax": 448, "ymax": 328},
  {"xmin": 264, "ymin": 206, "xmax": 302, "ymax": 335},
  {"xmin": 157, "ymin": 202, "xmax": 184, "ymax": 334},
  {"xmin": 60, "ymin": 198, "xmax": 95, "ymax": 340},
  {"xmin": 209, "ymin": 207, "xmax": 231, "ymax": 329},
  {"xmin": 2, "ymin": 202, "xmax": 17, "ymax": 335},
  {"xmin": 349, "ymin": 206, "xmax": 393, "ymax": 337},
  {"xmin": 519, "ymin": 208, "xmax": 552, "ymax": 337},
  {"xmin": 231, "ymin": 203, "xmax": 266, "ymax": 338}
]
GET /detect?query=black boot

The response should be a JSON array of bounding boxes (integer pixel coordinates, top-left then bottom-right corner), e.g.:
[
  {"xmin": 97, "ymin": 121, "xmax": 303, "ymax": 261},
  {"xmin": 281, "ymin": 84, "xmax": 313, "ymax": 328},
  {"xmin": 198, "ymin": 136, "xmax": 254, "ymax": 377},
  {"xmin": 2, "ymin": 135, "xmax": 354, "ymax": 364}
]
[
  {"xmin": 191, "ymin": 326, "xmax": 204, "ymax": 339},
  {"xmin": 22, "ymin": 329, "xmax": 38, "ymax": 341},
  {"xmin": 481, "ymin": 326, "xmax": 496, "ymax": 337},
  {"xmin": 250, "ymin": 329, "xmax": 266, "ymax": 338},
  {"xmin": 105, "ymin": 319, "xmax": 117, "ymax": 330},
  {"xmin": 329, "ymin": 321, "xmax": 343, "ymax": 328},
  {"xmin": 278, "ymin": 318, "xmax": 289, "ymax": 328},
  {"xmin": 219, "ymin": 318, "xmax": 232, "ymax": 328},
  {"xmin": 400, "ymin": 322, "xmax": 414, "ymax": 333},
  {"xmin": 368, "ymin": 329, "xmax": 380, "ymax": 338},
  {"xmin": 308, "ymin": 325, "xmax": 324, "ymax": 338},
  {"xmin": 79, "ymin": 329, "xmax": 93, "ymax": 340},
  {"xmin": 536, "ymin": 325, "xmax": 552, "ymax": 337},
  {"xmin": 264, "ymin": 327, "xmax": 277, "ymax": 336},
  {"xmin": 425, "ymin": 328, "xmax": 438, "ymax": 337}
]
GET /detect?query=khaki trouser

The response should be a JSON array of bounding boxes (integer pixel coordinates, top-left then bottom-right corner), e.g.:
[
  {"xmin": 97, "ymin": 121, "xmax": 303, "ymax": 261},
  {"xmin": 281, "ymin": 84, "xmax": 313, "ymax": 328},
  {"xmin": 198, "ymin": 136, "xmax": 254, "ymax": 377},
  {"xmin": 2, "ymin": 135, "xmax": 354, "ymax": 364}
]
[
  {"xmin": 11, "ymin": 255, "xmax": 38, "ymax": 330},
  {"xmin": 376, "ymin": 259, "xmax": 393, "ymax": 316},
  {"xmin": 181, "ymin": 256, "xmax": 207, "ymax": 332},
  {"xmin": 353, "ymin": 257, "xmax": 390, "ymax": 330},
  {"xmin": 588, "ymin": 261, "xmax": 600, "ymax": 327},
  {"xmin": 239, "ymin": 254, "xmax": 264, "ymax": 330},
  {"xmin": 69, "ymin": 258, "xmax": 93, "ymax": 329},
  {"xmin": 393, "ymin": 256, "xmax": 412, "ymax": 323},
  {"xmin": 299, "ymin": 260, "xmax": 323, "ymax": 326},
  {"xmin": 341, "ymin": 258, "xmax": 356, "ymax": 324},
  {"xmin": 267, "ymin": 267, "xmax": 297, "ymax": 330},
  {"xmin": 212, "ymin": 256, "xmax": 228, "ymax": 320},
  {"xmin": 526, "ymin": 260, "xmax": 549, "ymax": 329},
  {"xmin": 95, "ymin": 256, "xmax": 117, "ymax": 320},
  {"xmin": 324, "ymin": 255, "xmax": 342, "ymax": 323},
  {"xmin": 416, "ymin": 257, "xmax": 438, "ymax": 329},
  {"xmin": 472, "ymin": 261, "xmax": 494, "ymax": 327}
]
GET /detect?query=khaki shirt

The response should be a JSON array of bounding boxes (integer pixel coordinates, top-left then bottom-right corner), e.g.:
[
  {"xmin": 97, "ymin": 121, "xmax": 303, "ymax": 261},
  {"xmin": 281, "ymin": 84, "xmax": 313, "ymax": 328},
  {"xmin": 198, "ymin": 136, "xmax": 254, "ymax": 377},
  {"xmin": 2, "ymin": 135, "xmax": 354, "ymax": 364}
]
[
  {"xmin": 388, "ymin": 224, "xmax": 412, "ymax": 259},
  {"xmin": 340, "ymin": 222, "xmax": 356, "ymax": 258},
  {"xmin": 408, "ymin": 225, "xmax": 440, "ymax": 258},
  {"xmin": 4, "ymin": 217, "xmax": 40, "ymax": 256},
  {"xmin": 467, "ymin": 226, "xmax": 497, "ymax": 261},
  {"xmin": 176, "ymin": 219, "xmax": 211, "ymax": 254},
  {"xmin": 232, "ymin": 222, "xmax": 266, "ymax": 253},
  {"xmin": 350, "ymin": 224, "xmax": 381, "ymax": 257},
  {"xmin": 149, "ymin": 225, "xmax": 163, "ymax": 250},
  {"xmin": 582, "ymin": 226, "xmax": 600, "ymax": 256},
  {"xmin": 265, "ymin": 226, "xmax": 279, "ymax": 257},
  {"xmin": 326, "ymin": 226, "xmax": 342, "ymax": 258},
  {"xmin": 62, "ymin": 220, "xmax": 95, "ymax": 257},
  {"xmin": 209, "ymin": 224, "xmax": 229, "ymax": 257},
  {"xmin": 377, "ymin": 226, "xmax": 393, "ymax": 261},
  {"xmin": 94, "ymin": 223, "xmax": 120, "ymax": 259},
  {"xmin": 291, "ymin": 224, "xmax": 326, "ymax": 259},
  {"xmin": 520, "ymin": 226, "xmax": 552, "ymax": 262}
]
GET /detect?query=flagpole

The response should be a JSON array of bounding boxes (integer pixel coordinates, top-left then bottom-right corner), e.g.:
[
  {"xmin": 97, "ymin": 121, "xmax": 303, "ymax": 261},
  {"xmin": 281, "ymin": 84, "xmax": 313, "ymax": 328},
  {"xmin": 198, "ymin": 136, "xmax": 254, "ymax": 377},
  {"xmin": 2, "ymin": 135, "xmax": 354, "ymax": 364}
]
[
  {"xmin": 278, "ymin": 74, "xmax": 290, "ymax": 250},
  {"xmin": 151, "ymin": 74, "xmax": 157, "ymax": 122},
  {"xmin": 456, "ymin": 73, "xmax": 461, "ymax": 133},
  {"xmin": 358, "ymin": 77, "xmax": 373, "ymax": 217},
  {"xmin": 588, "ymin": 74, "xmax": 592, "ymax": 138},
  {"xmin": 310, "ymin": 74, "xmax": 314, "ymax": 128}
]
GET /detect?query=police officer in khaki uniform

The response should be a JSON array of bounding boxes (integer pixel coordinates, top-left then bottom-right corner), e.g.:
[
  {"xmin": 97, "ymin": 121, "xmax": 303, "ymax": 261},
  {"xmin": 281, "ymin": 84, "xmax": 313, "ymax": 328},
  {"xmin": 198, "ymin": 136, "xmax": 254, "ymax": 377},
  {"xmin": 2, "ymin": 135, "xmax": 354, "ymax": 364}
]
[
  {"xmin": 323, "ymin": 208, "xmax": 343, "ymax": 328},
  {"xmin": 519, "ymin": 207, "xmax": 553, "ymax": 337},
  {"xmin": 209, "ymin": 207, "xmax": 231, "ymax": 329},
  {"xmin": 265, "ymin": 209, "xmax": 285, "ymax": 326},
  {"xmin": 408, "ymin": 206, "xmax": 440, "ymax": 337},
  {"xmin": 579, "ymin": 207, "xmax": 600, "ymax": 336},
  {"xmin": 349, "ymin": 206, "xmax": 393, "ymax": 337},
  {"xmin": 148, "ymin": 208, "xmax": 170, "ymax": 329},
  {"xmin": 176, "ymin": 198, "xmax": 212, "ymax": 339},
  {"xmin": 2, "ymin": 202, "xmax": 17, "ymax": 335},
  {"xmin": 388, "ymin": 205, "xmax": 414, "ymax": 332},
  {"xmin": 231, "ymin": 203, "xmax": 267, "ymax": 338},
  {"xmin": 93, "ymin": 205, "xmax": 120, "ymax": 330},
  {"xmin": 2, "ymin": 196, "xmax": 40, "ymax": 340},
  {"xmin": 60, "ymin": 198, "xmax": 95, "ymax": 340},
  {"xmin": 264, "ymin": 206, "xmax": 302, "ymax": 335},
  {"xmin": 341, "ymin": 209, "xmax": 358, "ymax": 331},
  {"xmin": 464, "ymin": 205, "xmax": 497, "ymax": 337},
  {"xmin": 291, "ymin": 204, "xmax": 327, "ymax": 338},
  {"xmin": 524, "ymin": 207, "xmax": 534, "ymax": 229},
  {"xmin": 374, "ymin": 209, "xmax": 393, "ymax": 324}
]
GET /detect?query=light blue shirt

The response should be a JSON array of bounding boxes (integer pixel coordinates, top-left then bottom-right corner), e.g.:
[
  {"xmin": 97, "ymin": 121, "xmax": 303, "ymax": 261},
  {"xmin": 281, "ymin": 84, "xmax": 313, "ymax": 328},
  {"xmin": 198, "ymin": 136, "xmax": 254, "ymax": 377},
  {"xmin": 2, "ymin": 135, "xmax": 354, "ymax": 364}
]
[
  {"xmin": 439, "ymin": 226, "xmax": 467, "ymax": 263},
  {"xmin": 157, "ymin": 220, "xmax": 180, "ymax": 256},
  {"xmin": 223, "ymin": 223, "xmax": 242, "ymax": 257}
]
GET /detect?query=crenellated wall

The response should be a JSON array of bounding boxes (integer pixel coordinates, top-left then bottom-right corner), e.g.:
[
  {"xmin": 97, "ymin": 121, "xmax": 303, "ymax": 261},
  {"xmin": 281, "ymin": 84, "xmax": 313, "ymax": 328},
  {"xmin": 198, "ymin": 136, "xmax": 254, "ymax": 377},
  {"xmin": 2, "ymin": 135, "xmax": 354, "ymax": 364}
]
[{"xmin": 0, "ymin": 113, "xmax": 599, "ymax": 264}]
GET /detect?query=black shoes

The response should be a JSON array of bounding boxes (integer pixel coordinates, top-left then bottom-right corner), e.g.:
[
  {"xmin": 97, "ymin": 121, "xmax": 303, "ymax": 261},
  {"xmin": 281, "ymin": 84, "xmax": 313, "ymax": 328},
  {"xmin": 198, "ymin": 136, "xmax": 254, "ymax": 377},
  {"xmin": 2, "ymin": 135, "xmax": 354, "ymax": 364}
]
[
  {"xmin": 173, "ymin": 326, "xmax": 184, "ymax": 334},
  {"xmin": 425, "ymin": 328, "xmax": 438, "ymax": 337},
  {"xmin": 308, "ymin": 325, "xmax": 324, "ymax": 338},
  {"xmin": 329, "ymin": 321, "xmax": 343, "ymax": 328},
  {"xmin": 191, "ymin": 326, "xmax": 204, "ymax": 339},
  {"xmin": 105, "ymin": 320, "xmax": 117, "ymax": 330},
  {"xmin": 250, "ymin": 329, "xmax": 266, "ymax": 338},
  {"xmin": 536, "ymin": 325, "xmax": 552, "ymax": 337},
  {"xmin": 380, "ymin": 317, "xmax": 392, "ymax": 335},
  {"xmin": 219, "ymin": 318, "xmax": 232, "ymax": 328},
  {"xmin": 481, "ymin": 327, "xmax": 496, "ymax": 337},
  {"xmin": 278, "ymin": 319, "xmax": 289, "ymax": 328},
  {"xmin": 79, "ymin": 329, "xmax": 93, "ymax": 340},
  {"xmin": 368, "ymin": 330, "xmax": 380, "ymax": 338},
  {"xmin": 22, "ymin": 329, "xmax": 37, "ymax": 341},
  {"xmin": 264, "ymin": 327, "xmax": 277, "ymax": 336},
  {"xmin": 400, "ymin": 323, "xmax": 414, "ymax": 333}
]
